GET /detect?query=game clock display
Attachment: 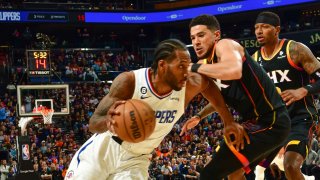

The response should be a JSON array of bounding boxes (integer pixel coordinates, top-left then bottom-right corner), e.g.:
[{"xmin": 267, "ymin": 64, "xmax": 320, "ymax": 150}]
[{"xmin": 27, "ymin": 50, "xmax": 51, "ymax": 77}]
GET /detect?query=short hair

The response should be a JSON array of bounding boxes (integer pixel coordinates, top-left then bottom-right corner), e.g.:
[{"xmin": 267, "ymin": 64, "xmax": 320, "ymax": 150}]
[
  {"xmin": 255, "ymin": 11, "xmax": 280, "ymax": 27},
  {"xmin": 189, "ymin": 14, "xmax": 220, "ymax": 31},
  {"xmin": 151, "ymin": 39, "xmax": 187, "ymax": 72}
]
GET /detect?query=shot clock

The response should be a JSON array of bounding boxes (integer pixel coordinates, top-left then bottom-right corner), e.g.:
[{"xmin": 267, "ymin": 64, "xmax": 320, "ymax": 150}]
[{"xmin": 27, "ymin": 50, "xmax": 51, "ymax": 77}]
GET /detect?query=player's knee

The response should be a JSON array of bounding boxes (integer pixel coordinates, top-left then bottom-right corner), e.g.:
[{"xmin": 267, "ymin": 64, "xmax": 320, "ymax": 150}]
[
  {"xmin": 284, "ymin": 160, "xmax": 301, "ymax": 172},
  {"xmin": 228, "ymin": 169, "xmax": 245, "ymax": 180},
  {"xmin": 284, "ymin": 151, "xmax": 304, "ymax": 171}
]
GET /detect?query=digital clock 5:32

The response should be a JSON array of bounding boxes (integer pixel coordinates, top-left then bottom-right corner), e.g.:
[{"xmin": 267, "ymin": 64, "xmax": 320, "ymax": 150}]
[{"xmin": 27, "ymin": 50, "xmax": 51, "ymax": 77}]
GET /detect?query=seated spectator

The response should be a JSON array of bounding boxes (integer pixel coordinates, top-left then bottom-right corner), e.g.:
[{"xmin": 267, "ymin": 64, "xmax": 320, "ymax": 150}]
[
  {"xmin": 161, "ymin": 161, "xmax": 173, "ymax": 180},
  {"xmin": 83, "ymin": 67, "xmax": 100, "ymax": 82},
  {"xmin": 0, "ymin": 160, "xmax": 10, "ymax": 180}
]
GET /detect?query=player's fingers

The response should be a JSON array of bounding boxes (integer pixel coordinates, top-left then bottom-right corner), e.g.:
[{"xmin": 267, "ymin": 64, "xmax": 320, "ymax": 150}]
[
  {"xmin": 286, "ymin": 98, "xmax": 294, "ymax": 106},
  {"xmin": 108, "ymin": 108, "xmax": 116, "ymax": 116},
  {"xmin": 224, "ymin": 134, "xmax": 232, "ymax": 145},
  {"xmin": 186, "ymin": 119, "xmax": 196, "ymax": 129},
  {"xmin": 235, "ymin": 133, "xmax": 241, "ymax": 151},
  {"xmin": 180, "ymin": 128, "xmax": 187, "ymax": 136},
  {"xmin": 180, "ymin": 125, "xmax": 187, "ymax": 136},
  {"xmin": 110, "ymin": 101, "xmax": 126, "ymax": 115},
  {"xmin": 280, "ymin": 94, "xmax": 289, "ymax": 101},
  {"xmin": 280, "ymin": 90, "xmax": 290, "ymax": 96},
  {"xmin": 244, "ymin": 130, "xmax": 250, "ymax": 145},
  {"xmin": 114, "ymin": 100, "xmax": 126, "ymax": 108},
  {"xmin": 240, "ymin": 135, "xmax": 245, "ymax": 150}
]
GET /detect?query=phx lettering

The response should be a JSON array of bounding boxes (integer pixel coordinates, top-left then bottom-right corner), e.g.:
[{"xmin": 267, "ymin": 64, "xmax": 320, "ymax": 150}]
[
  {"xmin": 156, "ymin": 110, "xmax": 177, "ymax": 123},
  {"xmin": 129, "ymin": 111, "xmax": 141, "ymax": 139},
  {"xmin": 267, "ymin": 70, "xmax": 292, "ymax": 84}
]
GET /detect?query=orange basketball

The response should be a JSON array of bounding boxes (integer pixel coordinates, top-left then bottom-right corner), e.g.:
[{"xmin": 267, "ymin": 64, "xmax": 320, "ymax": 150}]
[{"xmin": 113, "ymin": 99, "xmax": 156, "ymax": 143}]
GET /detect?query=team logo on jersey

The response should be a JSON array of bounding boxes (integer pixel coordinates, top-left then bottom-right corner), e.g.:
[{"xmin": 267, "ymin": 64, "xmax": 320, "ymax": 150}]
[
  {"xmin": 213, "ymin": 79, "xmax": 229, "ymax": 90},
  {"xmin": 267, "ymin": 70, "xmax": 292, "ymax": 83},
  {"xmin": 66, "ymin": 170, "xmax": 74, "ymax": 179},
  {"xmin": 279, "ymin": 51, "xmax": 283, "ymax": 56},
  {"xmin": 277, "ymin": 51, "xmax": 286, "ymax": 59}
]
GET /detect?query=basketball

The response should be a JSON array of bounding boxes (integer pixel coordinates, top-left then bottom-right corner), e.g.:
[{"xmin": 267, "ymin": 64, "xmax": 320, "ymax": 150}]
[{"xmin": 113, "ymin": 99, "xmax": 156, "ymax": 143}]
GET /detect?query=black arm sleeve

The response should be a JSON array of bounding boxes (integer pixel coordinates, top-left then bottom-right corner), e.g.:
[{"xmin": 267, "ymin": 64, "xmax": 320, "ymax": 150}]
[{"xmin": 304, "ymin": 68, "xmax": 320, "ymax": 95}]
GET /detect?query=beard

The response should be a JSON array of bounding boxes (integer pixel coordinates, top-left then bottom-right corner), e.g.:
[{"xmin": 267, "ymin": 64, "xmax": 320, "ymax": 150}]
[
  {"xmin": 197, "ymin": 45, "xmax": 215, "ymax": 60},
  {"xmin": 165, "ymin": 67, "xmax": 182, "ymax": 91}
]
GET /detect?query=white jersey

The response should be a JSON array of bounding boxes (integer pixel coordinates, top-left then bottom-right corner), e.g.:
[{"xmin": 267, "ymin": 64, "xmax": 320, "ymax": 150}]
[
  {"xmin": 65, "ymin": 68, "xmax": 186, "ymax": 180},
  {"xmin": 122, "ymin": 68, "xmax": 186, "ymax": 154}
]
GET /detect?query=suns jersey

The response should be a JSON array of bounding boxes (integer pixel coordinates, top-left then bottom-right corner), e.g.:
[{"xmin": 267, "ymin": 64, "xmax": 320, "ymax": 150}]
[
  {"xmin": 253, "ymin": 39, "xmax": 317, "ymax": 123},
  {"xmin": 120, "ymin": 68, "xmax": 186, "ymax": 154},
  {"xmin": 204, "ymin": 41, "xmax": 285, "ymax": 124}
]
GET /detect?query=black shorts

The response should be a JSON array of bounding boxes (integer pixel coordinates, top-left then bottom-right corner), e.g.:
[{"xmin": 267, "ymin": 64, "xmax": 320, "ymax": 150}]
[
  {"xmin": 200, "ymin": 108, "xmax": 290, "ymax": 180},
  {"xmin": 285, "ymin": 119, "xmax": 316, "ymax": 158},
  {"xmin": 257, "ymin": 117, "xmax": 317, "ymax": 169}
]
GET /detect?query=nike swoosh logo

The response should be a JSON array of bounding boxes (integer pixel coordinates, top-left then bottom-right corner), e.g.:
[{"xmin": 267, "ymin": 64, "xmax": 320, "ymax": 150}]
[{"xmin": 141, "ymin": 96, "xmax": 151, "ymax": 99}]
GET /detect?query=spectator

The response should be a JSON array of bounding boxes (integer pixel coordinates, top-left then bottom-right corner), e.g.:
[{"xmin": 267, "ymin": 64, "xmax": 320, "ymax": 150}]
[
  {"xmin": 303, "ymin": 149, "xmax": 318, "ymax": 176},
  {"xmin": 0, "ymin": 160, "xmax": 10, "ymax": 180},
  {"xmin": 171, "ymin": 168, "xmax": 185, "ymax": 180},
  {"xmin": 0, "ymin": 103, "xmax": 6, "ymax": 122},
  {"xmin": 161, "ymin": 161, "xmax": 173, "ymax": 180}
]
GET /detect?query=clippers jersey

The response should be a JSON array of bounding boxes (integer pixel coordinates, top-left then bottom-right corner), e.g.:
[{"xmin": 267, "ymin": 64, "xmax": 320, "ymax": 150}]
[
  {"xmin": 206, "ymin": 41, "xmax": 285, "ymax": 125},
  {"xmin": 253, "ymin": 39, "xmax": 317, "ymax": 123},
  {"xmin": 121, "ymin": 68, "xmax": 186, "ymax": 154}
]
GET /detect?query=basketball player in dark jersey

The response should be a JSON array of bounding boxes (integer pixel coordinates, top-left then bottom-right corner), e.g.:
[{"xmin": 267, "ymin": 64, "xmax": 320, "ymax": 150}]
[
  {"xmin": 253, "ymin": 11, "xmax": 320, "ymax": 180},
  {"xmin": 184, "ymin": 14, "xmax": 291, "ymax": 180}
]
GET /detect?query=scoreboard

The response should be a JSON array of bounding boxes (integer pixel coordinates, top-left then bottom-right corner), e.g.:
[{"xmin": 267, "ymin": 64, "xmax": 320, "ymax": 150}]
[{"xmin": 27, "ymin": 50, "xmax": 51, "ymax": 77}]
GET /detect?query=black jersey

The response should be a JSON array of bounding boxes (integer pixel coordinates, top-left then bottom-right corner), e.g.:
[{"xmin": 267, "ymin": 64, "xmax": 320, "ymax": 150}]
[
  {"xmin": 253, "ymin": 39, "xmax": 317, "ymax": 123},
  {"xmin": 206, "ymin": 41, "xmax": 285, "ymax": 126}
]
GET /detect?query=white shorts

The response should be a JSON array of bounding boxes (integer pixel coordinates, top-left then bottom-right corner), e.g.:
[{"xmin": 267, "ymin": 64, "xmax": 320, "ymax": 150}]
[{"xmin": 65, "ymin": 132, "xmax": 151, "ymax": 180}]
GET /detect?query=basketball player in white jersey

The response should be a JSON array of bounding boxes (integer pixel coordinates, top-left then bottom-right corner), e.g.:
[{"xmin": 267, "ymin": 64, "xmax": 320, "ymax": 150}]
[{"xmin": 65, "ymin": 39, "xmax": 246, "ymax": 180}]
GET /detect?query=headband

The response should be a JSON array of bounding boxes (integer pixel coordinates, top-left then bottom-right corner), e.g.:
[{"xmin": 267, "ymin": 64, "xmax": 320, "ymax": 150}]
[{"xmin": 255, "ymin": 15, "xmax": 280, "ymax": 27}]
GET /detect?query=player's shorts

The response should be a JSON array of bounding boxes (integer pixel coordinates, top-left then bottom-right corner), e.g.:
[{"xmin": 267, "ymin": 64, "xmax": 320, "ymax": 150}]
[
  {"xmin": 65, "ymin": 131, "xmax": 151, "ymax": 180},
  {"xmin": 200, "ymin": 107, "xmax": 290, "ymax": 180},
  {"xmin": 256, "ymin": 116, "xmax": 317, "ymax": 170},
  {"xmin": 285, "ymin": 118, "xmax": 316, "ymax": 158}
]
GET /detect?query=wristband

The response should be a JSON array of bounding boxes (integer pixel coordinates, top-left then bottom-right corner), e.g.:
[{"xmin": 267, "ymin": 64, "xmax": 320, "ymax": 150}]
[
  {"xmin": 304, "ymin": 84, "xmax": 319, "ymax": 95},
  {"xmin": 194, "ymin": 113, "xmax": 201, "ymax": 120},
  {"xmin": 304, "ymin": 68, "xmax": 320, "ymax": 95},
  {"xmin": 191, "ymin": 63, "xmax": 201, "ymax": 73}
]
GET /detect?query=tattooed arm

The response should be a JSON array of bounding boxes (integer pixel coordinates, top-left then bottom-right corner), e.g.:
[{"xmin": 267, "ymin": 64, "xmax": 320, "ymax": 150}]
[
  {"xmin": 281, "ymin": 41, "xmax": 320, "ymax": 105},
  {"xmin": 289, "ymin": 41, "xmax": 320, "ymax": 74},
  {"xmin": 88, "ymin": 72, "xmax": 135, "ymax": 133}
]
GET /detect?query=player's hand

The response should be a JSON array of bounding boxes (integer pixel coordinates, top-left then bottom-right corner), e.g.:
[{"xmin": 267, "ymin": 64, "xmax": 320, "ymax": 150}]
[
  {"xmin": 106, "ymin": 100, "xmax": 126, "ymax": 134},
  {"xmin": 280, "ymin": 87, "xmax": 308, "ymax": 106},
  {"xmin": 180, "ymin": 116, "xmax": 201, "ymax": 136},
  {"xmin": 224, "ymin": 122, "xmax": 250, "ymax": 151},
  {"xmin": 188, "ymin": 63, "xmax": 193, "ymax": 72}
]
